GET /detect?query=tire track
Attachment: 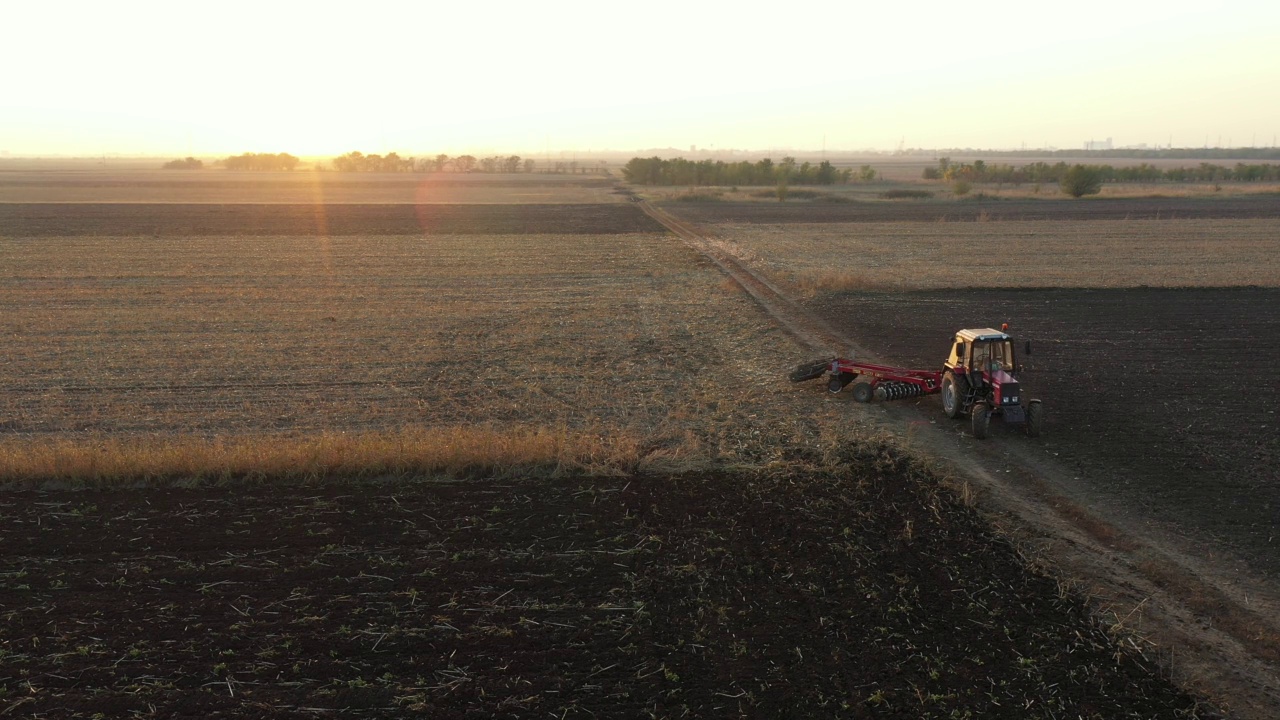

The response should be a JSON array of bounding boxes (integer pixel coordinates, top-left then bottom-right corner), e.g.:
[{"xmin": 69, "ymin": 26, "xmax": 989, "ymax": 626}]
[{"xmin": 638, "ymin": 201, "xmax": 861, "ymax": 358}]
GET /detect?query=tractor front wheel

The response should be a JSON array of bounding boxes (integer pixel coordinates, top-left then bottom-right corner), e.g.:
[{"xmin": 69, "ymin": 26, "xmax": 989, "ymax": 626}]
[
  {"xmin": 971, "ymin": 403, "xmax": 991, "ymax": 440},
  {"xmin": 1026, "ymin": 400, "xmax": 1043, "ymax": 438}
]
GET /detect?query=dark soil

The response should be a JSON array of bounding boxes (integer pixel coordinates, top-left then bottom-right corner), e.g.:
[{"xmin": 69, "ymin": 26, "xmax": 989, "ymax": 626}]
[
  {"xmin": 668, "ymin": 196, "xmax": 1280, "ymax": 223},
  {"xmin": 808, "ymin": 287, "xmax": 1280, "ymax": 579},
  {"xmin": 0, "ymin": 203, "xmax": 666, "ymax": 237},
  {"xmin": 0, "ymin": 464, "xmax": 1202, "ymax": 718}
]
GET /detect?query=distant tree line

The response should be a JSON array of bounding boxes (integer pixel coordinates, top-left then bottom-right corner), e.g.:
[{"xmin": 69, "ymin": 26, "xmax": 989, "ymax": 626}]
[
  {"xmin": 923, "ymin": 157, "xmax": 1280, "ymax": 185},
  {"xmin": 903, "ymin": 147, "xmax": 1280, "ymax": 161},
  {"xmin": 223, "ymin": 152, "xmax": 299, "ymax": 171},
  {"xmin": 161, "ymin": 157, "xmax": 203, "ymax": 170},
  {"xmin": 327, "ymin": 152, "xmax": 603, "ymax": 174},
  {"xmin": 621, "ymin": 156, "xmax": 877, "ymax": 186},
  {"xmin": 332, "ymin": 151, "xmax": 416, "ymax": 172}
]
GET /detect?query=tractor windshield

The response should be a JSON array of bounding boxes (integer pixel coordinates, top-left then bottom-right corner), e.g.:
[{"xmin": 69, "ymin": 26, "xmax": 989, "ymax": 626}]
[{"xmin": 973, "ymin": 340, "xmax": 1014, "ymax": 373}]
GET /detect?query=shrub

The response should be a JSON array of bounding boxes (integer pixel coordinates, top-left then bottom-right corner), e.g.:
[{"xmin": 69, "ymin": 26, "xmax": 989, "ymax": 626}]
[
  {"xmin": 1060, "ymin": 165, "xmax": 1104, "ymax": 197},
  {"xmin": 880, "ymin": 189, "xmax": 934, "ymax": 200},
  {"xmin": 952, "ymin": 180, "xmax": 971, "ymax": 196},
  {"xmin": 752, "ymin": 188, "xmax": 823, "ymax": 201},
  {"xmin": 672, "ymin": 191, "xmax": 724, "ymax": 202}
]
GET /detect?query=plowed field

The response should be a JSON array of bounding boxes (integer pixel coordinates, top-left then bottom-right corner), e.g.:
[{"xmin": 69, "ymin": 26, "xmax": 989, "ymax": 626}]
[
  {"xmin": 668, "ymin": 195, "xmax": 1280, "ymax": 223},
  {"xmin": 0, "ymin": 468, "xmax": 1199, "ymax": 718},
  {"xmin": 0, "ymin": 202, "xmax": 662, "ymax": 236},
  {"xmin": 808, "ymin": 287, "xmax": 1280, "ymax": 579}
]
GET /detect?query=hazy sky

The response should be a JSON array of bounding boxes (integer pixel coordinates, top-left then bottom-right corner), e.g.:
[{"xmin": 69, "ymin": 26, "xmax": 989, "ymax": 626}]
[{"xmin": 3, "ymin": 0, "xmax": 1278, "ymax": 156}]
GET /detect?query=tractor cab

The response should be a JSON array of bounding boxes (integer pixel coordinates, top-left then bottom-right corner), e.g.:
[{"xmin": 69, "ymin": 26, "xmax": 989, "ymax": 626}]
[{"xmin": 945, "ymin": 328, "xmax": 1018, "ymax": 382}]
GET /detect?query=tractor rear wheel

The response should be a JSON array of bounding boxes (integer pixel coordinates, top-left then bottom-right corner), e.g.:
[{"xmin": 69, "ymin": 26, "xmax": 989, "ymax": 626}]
[
  {"xmin": 790, "ymin": 357, "xmax": 833, "ymax": 382},
  {"xmin": 851, "ymin": 382, "xmax": 874, "ymax": 403},
  {"xmin": 1026, "ymin": 400, "xmax": 1043, "ymax": 438},
  {"xmin": 941, "ymin": 372, "xmax": 967, "ymax": 419},
  {"xmin": 971, "ymin": 403, "xmax": 991, "ymax": 439}
]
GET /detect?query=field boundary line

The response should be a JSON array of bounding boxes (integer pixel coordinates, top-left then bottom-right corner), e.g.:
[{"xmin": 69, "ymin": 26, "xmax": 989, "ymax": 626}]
[{"xmin": 638, "ymin": 200, "xmax": 866, "ymax": 359}]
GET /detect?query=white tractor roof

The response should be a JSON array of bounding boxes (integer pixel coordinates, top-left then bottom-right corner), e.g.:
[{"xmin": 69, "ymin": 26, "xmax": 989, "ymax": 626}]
[{"xmin": 956, "ymin": 328, "xmax": 1011, "ymax": 342}]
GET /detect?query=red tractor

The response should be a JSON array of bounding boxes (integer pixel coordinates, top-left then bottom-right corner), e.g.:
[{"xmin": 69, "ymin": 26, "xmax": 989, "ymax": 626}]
[
  {"xmin": 940, "ymin": 328, "xmax": 1042, "ymax": 439},
  {"xmin": 789, "ymin": 327, "xmax": 1042, "ymax": 439}
]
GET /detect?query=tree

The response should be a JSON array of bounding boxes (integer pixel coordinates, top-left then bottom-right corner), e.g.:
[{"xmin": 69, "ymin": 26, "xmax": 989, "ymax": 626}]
[
  {"xmin": 758, "ymin": 158, "xmax": 774, "ymax": 182},
  {"xmin": 331, "ymin": 151, "xmax": 411, "ymax": 172},
  {"xmin": 1060, "ymin": 164, "xmax": 1103, "ymax": 197},
  {"xmin": 454, "ymin": 155, "xmax": 477, "ymax": 173},
  {"xmin": 224, "ymin": 152, "xmax": 298, "ymax": 171},
  {"xmin": 332, "ymin": 151, "xmax": 364, "ymax": 172},
  {"xmin": 162, "ymin": 157, "xmax": 203, "ymax": 170},
  {"xmin": 380, "ymin": 152, "xmax": 412, "ymax": 172},
  {"xmin": 523, "ymin": 158, "xmax": 536, "ymax": 173},
  {"xmin": 779, "ymin": 156, "xmax": 797, "ymax": 179},
  {"xmin": 815, "ymin": 160, "xmax": 837, "ymax": 185}
]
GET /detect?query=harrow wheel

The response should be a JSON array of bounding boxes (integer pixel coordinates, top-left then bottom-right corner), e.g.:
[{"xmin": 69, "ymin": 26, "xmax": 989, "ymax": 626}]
[
  {"xmin": 827, "ymin": 372, "xmax": 855, "ymax": 394},
  {"xmin": 790, "ymin": 357, "xmax": 834, "ymax": 383},
  {"xmin": 851, "ymin": 382, "xmax": 874, "ymax": 403},
  {"xmin": 970, "ymin": 402, "xmax": 991, "ymax": 440}
]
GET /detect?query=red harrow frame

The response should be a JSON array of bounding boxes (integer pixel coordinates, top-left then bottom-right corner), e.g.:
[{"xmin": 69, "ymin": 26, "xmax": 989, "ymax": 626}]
[{"xmin": 790, "ymin": 357, "xmax": 943, "ymax": 403}]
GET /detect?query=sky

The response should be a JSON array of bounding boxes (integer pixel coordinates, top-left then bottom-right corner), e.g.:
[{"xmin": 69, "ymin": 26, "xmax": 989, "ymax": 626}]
[{"xmin": 2, "ymin": 0, "xmax": 1278, "ymax": 157}]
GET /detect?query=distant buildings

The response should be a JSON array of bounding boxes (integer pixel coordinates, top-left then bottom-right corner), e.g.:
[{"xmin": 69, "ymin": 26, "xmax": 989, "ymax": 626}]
[{"xmin": 1083, "ymin": 137, "xmax": 1113, "ymax": 151}]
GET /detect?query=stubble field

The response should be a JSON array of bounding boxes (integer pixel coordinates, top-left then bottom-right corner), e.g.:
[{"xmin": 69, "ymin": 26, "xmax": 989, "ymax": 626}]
[{"xmin": 0, "ymin": 171, "xmax": 1221, "ymax": 717}]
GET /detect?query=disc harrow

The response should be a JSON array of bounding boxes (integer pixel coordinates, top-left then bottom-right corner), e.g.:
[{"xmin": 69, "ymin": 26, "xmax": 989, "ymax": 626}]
[{"xmin": 790, "ymin": 358, "xmax": 942, "ymax": 404}]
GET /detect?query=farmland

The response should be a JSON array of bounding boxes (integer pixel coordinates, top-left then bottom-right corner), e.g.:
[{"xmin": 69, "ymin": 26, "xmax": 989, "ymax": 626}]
[
  {"xmin": 810, "ymin": 287, "xmax": 1280, "ymax": 574},
  {"xmin": 0, "ymin": 169, "xmax": 1267, "ymax": 717},
  {"xmin": 689, "ymin": 209, "xmax": 1280, "ymax": 579},
  {"xmin": 0, "ymin": 170, "xmax": 621, "ymax": 205}
]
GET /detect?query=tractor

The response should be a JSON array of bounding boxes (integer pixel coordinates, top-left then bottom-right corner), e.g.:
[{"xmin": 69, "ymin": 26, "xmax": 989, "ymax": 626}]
[
  {"xmin": 789, "ymin": 326, "xmax": 1042, "ymax": 439},
  {"xmin": 940, "ymin": 328, "xmax": 1042, "ymax": 439}
]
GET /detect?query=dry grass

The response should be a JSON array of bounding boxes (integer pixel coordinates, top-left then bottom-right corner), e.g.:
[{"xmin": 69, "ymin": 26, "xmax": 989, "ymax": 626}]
[
  {"xmin": 0, "ymin": 425, "xmax": 645, "ymax": 487},
  {"xmin": 714, "ymin": 219, "xmax": 1280, "ymax": 293}
]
